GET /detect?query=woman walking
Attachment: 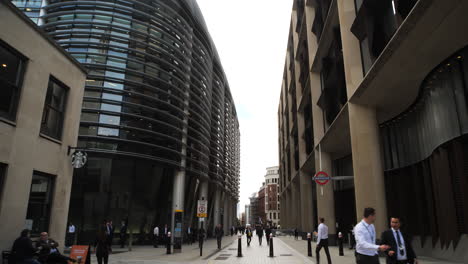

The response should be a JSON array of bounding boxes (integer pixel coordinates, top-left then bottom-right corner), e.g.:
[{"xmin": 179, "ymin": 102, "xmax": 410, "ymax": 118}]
[{"xmin": 95, "ymin": 221, "xmax": 111, "ymax": 264}]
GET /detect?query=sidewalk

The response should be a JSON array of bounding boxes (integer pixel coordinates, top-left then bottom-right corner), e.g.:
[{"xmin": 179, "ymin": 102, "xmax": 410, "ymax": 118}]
[
  {"xmin": 278, "ymin": 236, "xmax": 463, "ymax": 264},
  {"xmin": 88, "ymin": 236, "xmax": 237, "ymax": 264}
]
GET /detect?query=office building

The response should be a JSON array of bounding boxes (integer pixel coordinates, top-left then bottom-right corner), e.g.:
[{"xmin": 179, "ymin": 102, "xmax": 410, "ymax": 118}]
[
  {"xmin": 278, "ymin": 0, "xmax": 468, "ymax": 261},
  {"xmin": 0, "ymin": 0, "xmax": 87, "ymax": 251},
  {"xmin": 11, "ymin": 0, "xmax": 241, "ymax": 244},
  {"xmin": 264, "ymin": 166, "xmax": 280, "ymax": 226}
]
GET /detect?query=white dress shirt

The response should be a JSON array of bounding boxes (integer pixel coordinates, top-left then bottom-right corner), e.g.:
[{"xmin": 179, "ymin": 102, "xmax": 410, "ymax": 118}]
[
  {"xmin": 317, "ymin": 223, "xmax": 329, "ymax": 244},
  {"xmin": 154, "ymin": 227, "xmax": 159, "ymax": 236},
  {"xmin": 354, "ymin": 220, "xmax": 379, "ymax": 256},
  {"xmin": 392, "ymin": 228, "xmax": 407, "ymax": 261}
]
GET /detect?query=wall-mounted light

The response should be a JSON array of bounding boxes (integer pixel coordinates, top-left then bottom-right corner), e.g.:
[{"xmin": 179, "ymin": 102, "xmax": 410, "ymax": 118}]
[{"xmin": 1, "ymin": 64, "xmax": 6, "ymax": 68}]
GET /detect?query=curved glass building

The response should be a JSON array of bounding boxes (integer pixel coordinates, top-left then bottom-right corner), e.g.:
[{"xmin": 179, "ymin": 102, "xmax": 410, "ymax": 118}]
[{"xmin": 12, "ymin": 0, "xmax": 240, "ymax": 242}]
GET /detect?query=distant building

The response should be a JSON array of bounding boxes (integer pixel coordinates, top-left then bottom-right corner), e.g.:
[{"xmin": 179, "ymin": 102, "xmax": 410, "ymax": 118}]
[
  {"xmin": 257, "ymin": 183, "xmax": 266, "ymax": 225},
  {"xmin": 245, "ymin": 204, "xmax": 251, "ymax": 226},
  {"xmin": 249, "ymin": 193, "xmax": 258, "ymax": 225},
  {"xmin": 264, "ymin": 166, "xmax": 280, "ymax": 226}
]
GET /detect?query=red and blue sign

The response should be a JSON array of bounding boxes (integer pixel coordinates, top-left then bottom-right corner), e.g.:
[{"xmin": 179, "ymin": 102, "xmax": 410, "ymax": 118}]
[{"xmin": 313, "ymin": 171, "xmax": 331, "ymax": 185}]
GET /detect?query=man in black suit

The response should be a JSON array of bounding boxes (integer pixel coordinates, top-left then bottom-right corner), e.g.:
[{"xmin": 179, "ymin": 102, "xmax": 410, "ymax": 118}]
[{"xmin": 380, "ymin": 217, "xmax": 418, "ymax": 264}]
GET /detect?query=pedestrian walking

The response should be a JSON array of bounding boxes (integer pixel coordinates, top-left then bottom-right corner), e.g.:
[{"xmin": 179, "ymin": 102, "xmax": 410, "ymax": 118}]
[
  {"xmin": 354, "ymin": 208, "xmax": 390, "ymax": 264},
  {"xmin": 265, "ymin": 225, "xmax": 272, "ymax": 246},
  {"xmin": 246, "ymin": 227, "xmax": 253, "ymax": 246},
  {"xmin": 349, "ymin": 224, "xmax": 356, "ymax": 249},
  {"xmin": 106, "ymin": 220, "xmax": 114, "ymax": 247},
  {"xmin": 316, "ymin": 218, "xmax": 332, "ymax": 264},
  {"xmin": 119, "ymin": 221, "xmax": 127, "ymax": 248},
  {"xmin": 163, "ymin": 224, "xmax": 169, "ymax": 245},
  {"xmin": 294, "ymin": 228, "xmax": 299, "ymax": 240},
  {"xmin": 380, "ymin": 217, "xmax": 418, "ymax": 264},
  {"xmin": 95, "ymin": 223, "xmax": 111, "ymax": 264},
  {"xmin": 256, "ymin": 225, "xmax": 264, "ymax": 246},
  {"xmin": 10, "ymin": 229, "xmax": 41, "ymax": 264},
  {"xmin": 153, "ymin": 225, "xmax": 159, "ymax": 248},
  {"xmin": 215, "ymin": 224, "xmax": 224, "ymax": 250},
  {"xmin": 186, "ymin": 226, "xmax": 193, "ymax": 245},
  {"xmin": 66, "ymin": 222, "xmax": 76, "ymax": 248}
]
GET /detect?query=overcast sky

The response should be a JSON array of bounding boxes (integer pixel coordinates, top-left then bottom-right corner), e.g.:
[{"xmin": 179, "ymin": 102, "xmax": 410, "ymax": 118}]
[{"xmin": 196, "ymin": 0, "xmax": 294, "ymax": 215}]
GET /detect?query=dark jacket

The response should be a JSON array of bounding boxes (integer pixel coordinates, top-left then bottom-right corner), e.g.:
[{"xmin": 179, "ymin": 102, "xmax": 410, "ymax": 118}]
[
  {"xmin": 214, "ymin": 227, "xmax": 224, "ymax": 238},
  {"xmin": 256, "ymin": 227, "xmax": 264, "ymax": 237},
  {"xmin": 36, "ymin": 238, "xmax": 60, "ymax": 261},
  {"xmin": 11, "ymin": 236, "xmax": 37, "ymax": 261},
  {"xmin": 381, "ymin": 229, "xmax": 416, "ymax": 264}
]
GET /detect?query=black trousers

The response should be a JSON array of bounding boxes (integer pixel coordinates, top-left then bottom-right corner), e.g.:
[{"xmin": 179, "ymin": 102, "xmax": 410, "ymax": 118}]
[
  {"xmin": 356, "ymin": 253, "xmax": 379, "ymax": 264},
  {"xmin": 216, "ymin": 237, "xmax": 222, "ymax": 249},
  {"xmin": 316, "ymin": 238, "xmax": 332, "ymax": 264},
  {"xmin": 247, "ymin": 236, "xmax": 251, "ymax": 246},
  {"xmin": 258, "ymin": 236, "xmax": 263, "ymax": 245},
  {"xmin": 96, "ymin": 254, "xmax": 109, "ymax": 264}
]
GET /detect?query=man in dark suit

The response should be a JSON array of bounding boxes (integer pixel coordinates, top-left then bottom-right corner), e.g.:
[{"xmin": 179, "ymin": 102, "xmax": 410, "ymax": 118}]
[{"xmin": 381, "ymin": 217, "xmax": 418, "ymax": 264}]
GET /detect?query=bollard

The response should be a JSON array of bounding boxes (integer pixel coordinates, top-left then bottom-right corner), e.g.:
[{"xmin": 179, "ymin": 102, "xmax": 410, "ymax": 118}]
[
  {"xmin": 199, "ymin": 235, "xmax": 203, "ymax": 256},
  {"xmin": 269, "ymin": 234, "xmax": 274, "ymax": 257},
  {"xmin": 338, "ymin": 232, "xmax": 344, "ymax": 256},
  {"xmin": 166, "ymin": 232, "xmax": 171, "ymax": 254},
  {"xmin": 307, "ymin": 233, "xmax": 312, "ymax": 257},
  {"xmin": 237, "ymin": 234, "xmax": 243, "ymax": 257}
]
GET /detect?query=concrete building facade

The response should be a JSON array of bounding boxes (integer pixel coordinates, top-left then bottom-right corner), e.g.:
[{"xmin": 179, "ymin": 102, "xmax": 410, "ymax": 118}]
[
  {"xmin": 264, "ymin": 166, "xmax": 280, "ymax": 226},
  {"xmin": 278, "ymin": 0, "xmax": 468, "ymax": 261},
  {"xmin": 0, "ymin": 0, "xmax": 87, "ymax": 252}
]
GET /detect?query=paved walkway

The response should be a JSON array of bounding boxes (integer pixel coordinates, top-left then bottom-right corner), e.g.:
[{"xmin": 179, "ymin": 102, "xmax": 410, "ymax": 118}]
[
  {"xmin": 80, "ymin": 234, "xmax": 463, "ymax": 263},
  {"xmin": 279, "ymin": 235, "xmax": 463, "ymax": 264}
]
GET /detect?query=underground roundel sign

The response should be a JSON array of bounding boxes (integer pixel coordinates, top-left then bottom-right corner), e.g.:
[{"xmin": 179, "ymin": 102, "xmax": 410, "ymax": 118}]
[{"xmin": 313, "ymin": 171, "xmax": 331, "ymax": 185}]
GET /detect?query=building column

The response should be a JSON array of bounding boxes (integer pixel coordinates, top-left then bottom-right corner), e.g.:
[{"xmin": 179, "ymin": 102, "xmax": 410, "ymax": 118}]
[
  {"xmin": 299, "ymin": 171, "xmax": 314, "ymax": 232},
  {"xmin": 291, "ymin": 179, "xmax": 301, "ymax": 230},
  {"xmin": 198, "ymin": 181, "xmax": 208, "ymax": 229},
  {"xmin": 213, "ymin": 188, "xmax": 221, "ymax": 233},
  {"xmin": 171, "ymin": 80, "xmax": 189, "ymax": 252},
  {"xmin": 314, "ymin": 150, "xmax": 336, "ymax": 241},
  {"xmin": 223, "ymin": 193, "xmax": 229, "ymax": 234},
  {"xmin": 348, "ymin": 103, "xmax": 388, "ymax": 234}
]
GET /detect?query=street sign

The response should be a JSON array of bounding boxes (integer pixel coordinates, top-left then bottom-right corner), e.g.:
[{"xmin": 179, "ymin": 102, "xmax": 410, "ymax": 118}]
[
  {"xmin": 197, "ymin": 200, "xmax": 207, "ymax": 218},
  {"xmin": 313, "ymin": 171, "xmax": 331, "ymax": 185}
]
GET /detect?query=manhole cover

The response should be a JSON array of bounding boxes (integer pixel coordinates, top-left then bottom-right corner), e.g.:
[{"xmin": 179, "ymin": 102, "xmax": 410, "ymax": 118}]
[
  {"xmin": 280, "ymin": 254, "xmax": 293, "ymax": 256},
  {"xmin": 214, "ymin": 256, "xmax": 229, "ymax": 260}
]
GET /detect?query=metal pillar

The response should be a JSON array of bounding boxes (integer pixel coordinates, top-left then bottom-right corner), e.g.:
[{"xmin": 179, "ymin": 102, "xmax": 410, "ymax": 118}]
[
  {"xmin": 213, "ymin": 189, "xmax": 221, "ymax": 234},
  {"xmin": 198, "ymin": 181, "xmax": 208, "ymax": 229}
]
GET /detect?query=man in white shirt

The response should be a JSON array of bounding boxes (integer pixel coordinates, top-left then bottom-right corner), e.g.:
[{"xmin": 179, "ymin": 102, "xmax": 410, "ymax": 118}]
[
  {"xmin": 153, "ymin": 226, "xmax": 159, "ymax": 248},
  {"xmin": 316, "ymin": 217, "xmax": 332, "ymax": 264},
  {"xmin": 354, "ymin": 208, "xmax": 390, "ymax": 264},
  {"xmin": 66, "ymin": 222, "xmax": 75, "ymax": 247}
]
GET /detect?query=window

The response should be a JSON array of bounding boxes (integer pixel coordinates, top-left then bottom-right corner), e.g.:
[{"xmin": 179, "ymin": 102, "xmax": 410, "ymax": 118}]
[
  {"xmin": 40, "ymin": 76, "xmax": 68, "ymax": 140},
  {"xmin": 0, "ymin": 40, "xmax": 26, "ymax": 121},
  {"xmin": 25, "ymin": 171, "xmax": 55, "ymax": 235}
]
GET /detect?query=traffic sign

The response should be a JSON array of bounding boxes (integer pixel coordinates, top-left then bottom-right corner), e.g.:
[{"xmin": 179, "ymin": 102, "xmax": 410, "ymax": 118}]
[
  {"xmin": 197, "ymin": 200, "xmax": 207, "ymax": 218},
  {"xmin": 313, "ymin": 171, "xmax": 331, "ymax": 185}
]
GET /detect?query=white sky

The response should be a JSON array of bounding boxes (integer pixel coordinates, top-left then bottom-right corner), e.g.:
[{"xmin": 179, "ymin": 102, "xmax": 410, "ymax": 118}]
[{"xmin": 196, "ymin": 0, "xmax": 294, "ymax": 215}]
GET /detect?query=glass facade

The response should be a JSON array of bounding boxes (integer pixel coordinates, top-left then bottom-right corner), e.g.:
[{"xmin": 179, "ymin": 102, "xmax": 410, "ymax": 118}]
[{"xmin": 13, "ymin": 0, "xmax": 240, "ymax": 242}]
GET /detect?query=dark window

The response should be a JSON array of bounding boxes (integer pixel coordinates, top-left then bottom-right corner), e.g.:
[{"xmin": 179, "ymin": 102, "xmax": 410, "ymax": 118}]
[
  {"xmin": 40, "ymin": 76, "xmax": 68, "ymax": 140},
  {"xmin": 0, "ymin": 163, "xmax": 6, "ymax": 206},
  {"xmin": 25, "ymin": 171, "xmax": 55, "ymax": 235},
  {"xmin": 0, "ymin": 40, "xmax": 26, "ymax": 121}
]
